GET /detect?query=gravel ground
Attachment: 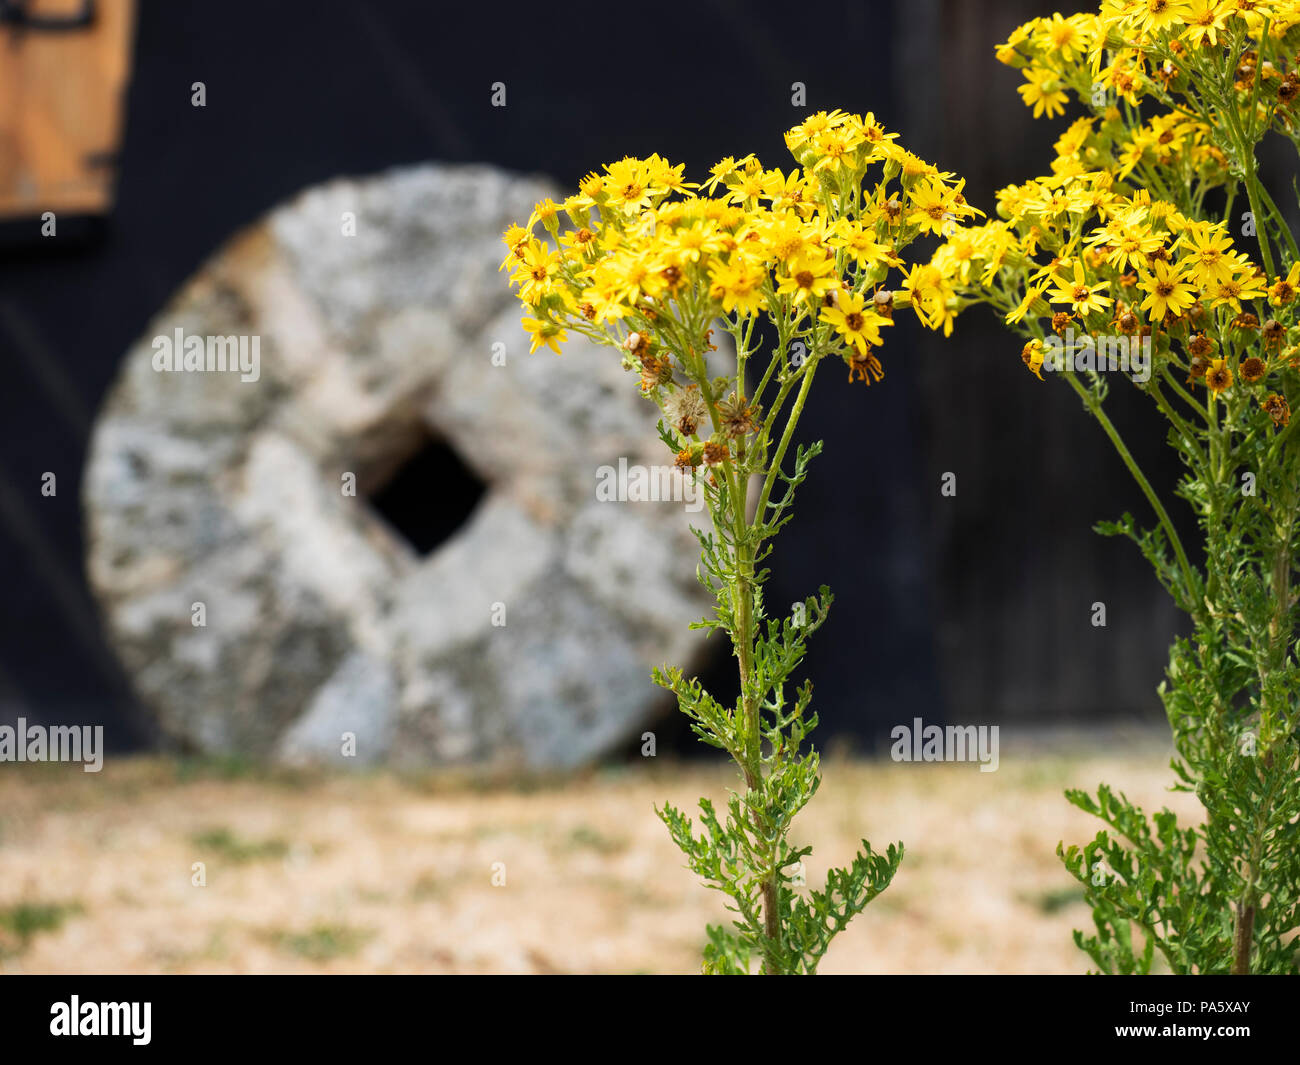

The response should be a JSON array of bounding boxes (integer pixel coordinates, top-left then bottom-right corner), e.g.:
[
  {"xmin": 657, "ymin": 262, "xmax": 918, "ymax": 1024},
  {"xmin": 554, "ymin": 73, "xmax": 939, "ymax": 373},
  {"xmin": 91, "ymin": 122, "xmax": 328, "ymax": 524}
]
[{"xmin": 0, "ymin": 730, "xmax": 1201, "ymax": 974}]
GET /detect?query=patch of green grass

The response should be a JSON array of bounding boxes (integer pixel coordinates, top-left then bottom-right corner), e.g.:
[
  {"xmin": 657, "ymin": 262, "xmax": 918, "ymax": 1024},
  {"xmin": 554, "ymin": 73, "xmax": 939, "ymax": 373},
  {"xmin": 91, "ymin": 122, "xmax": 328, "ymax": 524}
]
[
  {"xmin": 1031, "ymin": 886, "xmax": 1086, "ymax": 915},
  {"xmin": 175, "ymin": 754, "xmax": 259, "ymax": 782},
  {"xmin": 0, "ymin": 899, "xmax": 83, "ymax": 956},
  {"xmin": 564, "ymin": 824, "xmax": 628, "ymax": 855},
  {"xmin": 266, "ymin": 923, "xmax": 371, "ymax": 962},
  {"xmin": 173, "ymin": 755, "xmax": 318, "ymax": 789},
  {"xmin": 400, "ymin": 764, "xmax": 588, "ymax": 797},
  {"xmin": 409, "ymin": 873, "xmax": 445, "ymax": 901},
  {"xmin": 191, "ymin": 826, "xmax": 289, "ymax": 864},
  {"xmin": 1012, "ymin": 760, "xmax": 1076, "ymax": 790}
]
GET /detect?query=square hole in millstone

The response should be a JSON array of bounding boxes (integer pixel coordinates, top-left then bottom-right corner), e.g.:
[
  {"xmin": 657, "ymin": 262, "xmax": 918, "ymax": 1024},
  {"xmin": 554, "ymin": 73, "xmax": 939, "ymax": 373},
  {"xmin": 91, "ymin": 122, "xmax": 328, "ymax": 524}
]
[{"xmin": 365, "ymin": 429, "xmax": 487, "ymax": 556}]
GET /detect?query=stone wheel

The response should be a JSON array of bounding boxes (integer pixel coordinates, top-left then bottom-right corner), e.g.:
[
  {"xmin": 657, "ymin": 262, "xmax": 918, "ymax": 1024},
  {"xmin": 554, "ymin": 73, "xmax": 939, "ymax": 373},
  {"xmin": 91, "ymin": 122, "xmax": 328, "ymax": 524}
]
[{"xmin": 83, "ymin": 164, "xmax": 712, "ymax": 769}]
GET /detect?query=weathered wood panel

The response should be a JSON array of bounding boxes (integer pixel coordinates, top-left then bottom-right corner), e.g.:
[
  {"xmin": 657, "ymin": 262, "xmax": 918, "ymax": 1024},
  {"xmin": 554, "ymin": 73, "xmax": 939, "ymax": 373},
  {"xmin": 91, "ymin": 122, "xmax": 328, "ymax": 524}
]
[
  {"xmin": 897, "ymin": 0, "xmax": 1189, "ymax": 724},
  {"xmin": 0, "ymin": 0, "xmax": 136, "ymax": 217}
]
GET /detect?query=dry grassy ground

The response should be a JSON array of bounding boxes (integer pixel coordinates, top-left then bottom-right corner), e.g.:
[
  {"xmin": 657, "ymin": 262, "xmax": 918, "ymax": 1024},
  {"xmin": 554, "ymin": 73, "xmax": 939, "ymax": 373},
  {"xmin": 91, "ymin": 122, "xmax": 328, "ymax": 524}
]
[{"xmin": 0, "ymin": 729, "xmax": 1201, "ymax": 974}]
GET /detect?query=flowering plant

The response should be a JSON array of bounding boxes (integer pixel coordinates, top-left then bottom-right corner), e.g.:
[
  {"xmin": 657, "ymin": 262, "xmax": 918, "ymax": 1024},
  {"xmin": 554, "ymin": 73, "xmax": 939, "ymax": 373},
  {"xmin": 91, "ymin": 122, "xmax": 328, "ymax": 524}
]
[
  {"xmin": 504, "ymin": 111, "xmax": 976, "ymax": 973},
  {"xmin": 918, "ymin": 1, "xmax": 1300, "ymax": 974}
]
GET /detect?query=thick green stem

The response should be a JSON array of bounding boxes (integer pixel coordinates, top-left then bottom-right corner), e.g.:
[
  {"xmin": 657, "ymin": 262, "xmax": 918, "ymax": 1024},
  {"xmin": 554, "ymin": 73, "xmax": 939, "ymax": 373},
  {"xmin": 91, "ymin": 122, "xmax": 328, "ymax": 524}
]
[
  {"xmin": 729, "ymin": 356, "xmax": 822, "ymax": 974},
  {"xmin": 698, "ymin": 357, "xmax": 780, "ymax": 973},
  {"xmin": 1231, "ymin": 901, "xmax": 1255, "ymax": 974},
  {"xmin": 1232, "ymin": 759, "xmax": 1286, "ymax": 974},
  {"xmin": 727, "ymin": 477, "xmax": 782, "ymax": 972}
]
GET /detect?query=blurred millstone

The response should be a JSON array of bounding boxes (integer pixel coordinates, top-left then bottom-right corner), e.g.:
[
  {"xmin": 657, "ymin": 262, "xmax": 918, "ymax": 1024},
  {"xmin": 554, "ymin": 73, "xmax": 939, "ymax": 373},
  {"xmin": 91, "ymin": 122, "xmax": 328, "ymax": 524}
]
[{"xmin": 83, "ymin": 164, "xmax": 717, "ymax": 769}]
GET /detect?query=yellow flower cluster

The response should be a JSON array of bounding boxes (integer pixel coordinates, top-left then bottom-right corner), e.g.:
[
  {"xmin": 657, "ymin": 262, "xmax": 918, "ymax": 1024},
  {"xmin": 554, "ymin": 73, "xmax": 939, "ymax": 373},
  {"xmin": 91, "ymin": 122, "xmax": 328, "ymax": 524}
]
[
  {"xmin": 917, "ymin": 2, "xmax": 1300, "ymax": 412},
  {"xmin": 502, "ymin": 111, "xmax": 979, "ymax": 403},
  {"xmin": 998, "ymin": 2, "xmax": 1300, "ymax": 172}
]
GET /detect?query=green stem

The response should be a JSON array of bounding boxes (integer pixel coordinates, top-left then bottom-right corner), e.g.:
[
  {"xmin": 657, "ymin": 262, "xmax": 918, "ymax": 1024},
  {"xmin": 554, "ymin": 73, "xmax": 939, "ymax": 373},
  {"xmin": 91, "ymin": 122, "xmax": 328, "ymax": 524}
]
[
  {"xmin": 696, "ymin": 332, "xmax": 788, "ymax": 973},
  {"xmin": 757, "ymin": 360, "xmax": 820, "ymax": 521},
  {"xmin": 1243, "ymin": 168, "xmax": 1276, "ymax": 280},
  {"xmin": 1148, "ymin": 380, "xmax": 1203, "ymax": 468},
  {"xmin": 1232, "ymin": 762, "xmax": 1284, "ymax": 974},
  {"xmin": 726, "ymin": 470, "xmax": 782, "ymax": 972},
  {"xmin": 1158, "ymin": 365, "xmax": 1210, "ymax": 423},
  {"xmin": 1254, "ymin": 180, "xmax": 1300, "ymax": 264},
  {"xmin": 740, "ymin": 353, "xmax": 824, "ymax": 973},
  {"xmin": 1221, "ymin": 89, "xmax": 1277, "ymax": 278},
  {"xmin": 1064, "ymin": 373, "xmax": 1200, "ymax": 616}
]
